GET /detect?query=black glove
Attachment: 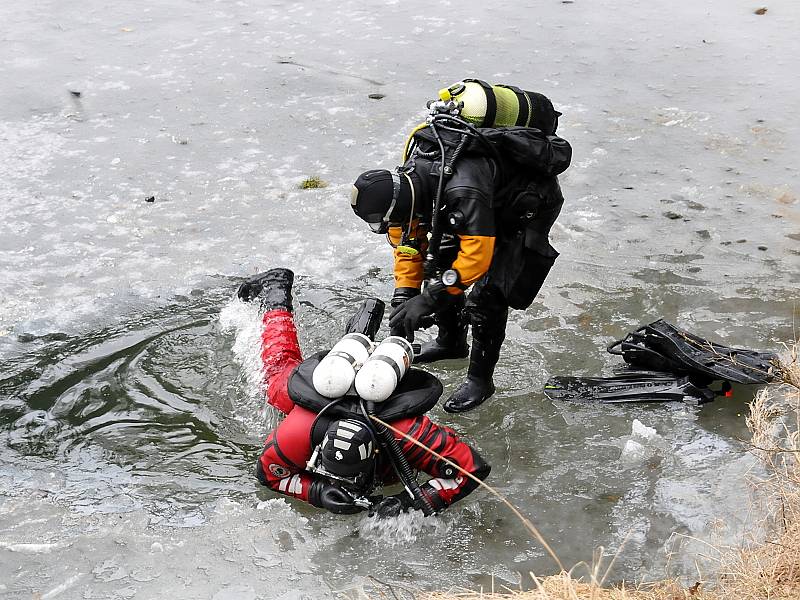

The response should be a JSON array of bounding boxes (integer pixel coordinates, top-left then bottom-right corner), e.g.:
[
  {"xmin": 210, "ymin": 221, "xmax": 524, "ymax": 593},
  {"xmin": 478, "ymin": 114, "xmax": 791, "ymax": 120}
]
[
  {"xmin": 389, "ymin": 287, "xmax": 420, "ymax": 337},
  {"xmin": 372, "ymin": 492, "xmax": 415, "ymax": 519},
  {"xmin": 390, "ymin": 287, "xmax": 420, "ymax": 308},
  {"xmin": 308, "ymin": 480, "xmax": 365, "ymax": 515},
  {"xmin": 389, "ymin": 282, "xmax": 453, "ymax": 342}
]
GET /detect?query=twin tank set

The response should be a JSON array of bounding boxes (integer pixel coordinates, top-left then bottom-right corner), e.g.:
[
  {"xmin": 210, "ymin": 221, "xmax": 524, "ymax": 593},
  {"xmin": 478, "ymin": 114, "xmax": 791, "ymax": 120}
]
[{"xmin": 312, "ymin": 334, "xmax": 414, "ymax": 402}]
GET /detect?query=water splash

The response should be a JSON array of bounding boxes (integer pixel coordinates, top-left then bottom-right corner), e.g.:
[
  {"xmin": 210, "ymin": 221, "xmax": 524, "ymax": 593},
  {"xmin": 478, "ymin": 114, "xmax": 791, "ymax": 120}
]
[
  {"xmin": 218, "ymin": 297, "xmax": 282, "ymax": 432},
  {"xmin": 358, "ymin": 508, "xmax": 448, "ymax": 547}
]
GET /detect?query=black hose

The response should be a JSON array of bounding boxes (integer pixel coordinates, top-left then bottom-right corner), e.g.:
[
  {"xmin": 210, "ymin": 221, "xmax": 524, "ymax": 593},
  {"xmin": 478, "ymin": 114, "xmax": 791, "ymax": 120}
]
[
  {"xmin": 359, "ymin": 400, "xmax": 435, "ymax": 516},
  {"xmin": 307, "ymin": 398, "xmax": 345, "ymax": 449},
  {"xmin": 430, "ymin": 114, "xmax": 506, "ymax": 185},
  {"xmin": 426, "ymin": 122, "xmax": 449, "ymax": 262},
  {"xmin": 445, "ymin": 133, "xmax": 469, "ymax": 174}
]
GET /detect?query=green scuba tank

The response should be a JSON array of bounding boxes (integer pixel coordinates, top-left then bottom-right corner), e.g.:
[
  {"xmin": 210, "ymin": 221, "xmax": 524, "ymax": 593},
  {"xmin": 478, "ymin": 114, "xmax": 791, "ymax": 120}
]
[
  {"xmin": 438, "ymin": 78, "xmax": 563, "ymax": 134},
  {"xmin": 438, "ymin": 79, "xmax": 534, "ymax": 128}
]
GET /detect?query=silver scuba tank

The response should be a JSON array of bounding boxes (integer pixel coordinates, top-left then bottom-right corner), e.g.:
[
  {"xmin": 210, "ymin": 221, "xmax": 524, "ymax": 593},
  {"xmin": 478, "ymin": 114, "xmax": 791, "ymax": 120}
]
[
  {"xmin": 311, "ymin": 333, "xmax": 373, "ymax": 398},
  {"xmin": 354, "ymin": 336, "xmax": 415, "ymax": 402}
]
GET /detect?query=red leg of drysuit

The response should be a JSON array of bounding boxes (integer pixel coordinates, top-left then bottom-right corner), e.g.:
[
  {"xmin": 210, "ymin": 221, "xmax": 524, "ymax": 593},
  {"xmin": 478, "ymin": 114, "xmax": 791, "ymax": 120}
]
[{"xmin": 259, "ymin": 309, "xmax": 302, "ymax": 415}]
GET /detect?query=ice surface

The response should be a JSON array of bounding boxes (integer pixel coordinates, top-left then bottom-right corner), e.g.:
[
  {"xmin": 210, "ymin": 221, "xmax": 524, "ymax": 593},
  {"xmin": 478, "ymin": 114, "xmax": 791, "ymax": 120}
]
[{"xmin": 1, "ymin": 0, "xmax": 798, "ymax": 595}]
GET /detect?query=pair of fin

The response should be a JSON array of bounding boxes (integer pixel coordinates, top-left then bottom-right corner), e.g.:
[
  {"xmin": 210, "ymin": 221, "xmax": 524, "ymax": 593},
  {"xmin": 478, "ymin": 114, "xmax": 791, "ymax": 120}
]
[{"xmin": 546, "ymin": 319, "xmax": 778, "ymax": 404}]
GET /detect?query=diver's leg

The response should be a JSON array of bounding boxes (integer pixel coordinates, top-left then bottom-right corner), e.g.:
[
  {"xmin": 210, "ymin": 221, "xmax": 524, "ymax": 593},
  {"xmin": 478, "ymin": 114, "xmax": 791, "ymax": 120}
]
[
  {"xmin": 242, "ymin": 268, "xmax": 302, "ymax": 414},
  {"xmin": 443, "ymin": 281, "xmax": 508, "ymax": 413}
]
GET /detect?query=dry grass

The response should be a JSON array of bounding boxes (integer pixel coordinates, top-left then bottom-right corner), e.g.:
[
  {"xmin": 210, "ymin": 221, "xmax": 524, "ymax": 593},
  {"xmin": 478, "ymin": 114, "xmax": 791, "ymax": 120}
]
[
  {"xmin": 406, "ymin": 342, "xmax": 800, "ymax": 600},
  {"xmin": 716, "ymin": 341, "xmax": 800, "ymax": 600},
  {"xmin": 418, "ymin": 574, "xmax": 712, "ymax": 599}
]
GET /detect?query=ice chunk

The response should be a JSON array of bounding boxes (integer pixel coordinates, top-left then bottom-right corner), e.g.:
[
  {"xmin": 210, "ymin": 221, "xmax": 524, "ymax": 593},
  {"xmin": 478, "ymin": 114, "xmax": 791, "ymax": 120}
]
[
  {"xmin": 622, "ymin": 439, "xmax": 646, "ymax": 460},
  {"xmin": 632, "ymin": 419, "xmax": 659, "ymax": 441}
]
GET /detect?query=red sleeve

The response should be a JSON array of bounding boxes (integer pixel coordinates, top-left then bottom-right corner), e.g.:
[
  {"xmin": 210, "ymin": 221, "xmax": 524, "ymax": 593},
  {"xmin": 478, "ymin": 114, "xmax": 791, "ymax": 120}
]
[
  {"xmin": 259, "ymin": 309, "xmax": 303, "ymax": 414},
  {"xmin": 391, "ymin": 415, "xmax": 490, "ymax": 509},
  {"xmin": 257, "ymin": 406, "xmax": 318, "ymax": 502}
]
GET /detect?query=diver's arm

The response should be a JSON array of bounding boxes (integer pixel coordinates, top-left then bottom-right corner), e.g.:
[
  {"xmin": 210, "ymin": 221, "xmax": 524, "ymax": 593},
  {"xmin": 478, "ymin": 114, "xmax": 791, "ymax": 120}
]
[
  {"xmin": 256, "ymin": 430, "xmax": 315, "ymax": 502},
  {"xmin": 390, "ymin": 415, "xmax": 491, "ymax": 510},
  {"xmin": 256, "ymin": 409, "xmax": 316, "ymax": 501},
  {"xmin": 445, "ymin": 189, "xmax": 497, "ymax": 293},
  {"xmin": 388, "ymin": 222, "xmax": 427, "ymax": 291},
  {"xmin": 449, "ymin": 234, "xmax": 495, "ymax": 292}
]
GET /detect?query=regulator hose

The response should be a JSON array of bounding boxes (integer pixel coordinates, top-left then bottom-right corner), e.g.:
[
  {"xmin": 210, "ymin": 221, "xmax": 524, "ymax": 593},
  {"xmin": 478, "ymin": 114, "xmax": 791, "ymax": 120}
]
[{"xmin": 360, "ymin": 400, "xmax": 435, "ymax": 516}]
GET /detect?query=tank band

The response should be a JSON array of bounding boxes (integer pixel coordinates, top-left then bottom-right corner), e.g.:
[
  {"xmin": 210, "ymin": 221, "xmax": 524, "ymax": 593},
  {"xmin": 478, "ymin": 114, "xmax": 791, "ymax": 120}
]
[
  {"xmin": 499, "ymin": 84, "xmax": 531, "ymax": 127},
  {"xmin": 328, "ymin": 350, "xmax": 358, "ymax": 366},
  {"xmin": 372, "ymin": 354, "xmax": 402, "ymax": 381},
  {"xmin": 344, "ymin": 334, "xmax": 373, "ymax": 350}
]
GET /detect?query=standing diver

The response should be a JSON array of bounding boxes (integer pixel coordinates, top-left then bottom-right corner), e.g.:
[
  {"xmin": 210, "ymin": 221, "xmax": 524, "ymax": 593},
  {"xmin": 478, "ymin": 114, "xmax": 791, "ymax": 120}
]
[
  {"xmin": 238, "ymin": 268, "xmax": 490, "ymax": 516},
  {"xmin": 350, "ymin": 80, "xmax": 572, "ymax": 413}
]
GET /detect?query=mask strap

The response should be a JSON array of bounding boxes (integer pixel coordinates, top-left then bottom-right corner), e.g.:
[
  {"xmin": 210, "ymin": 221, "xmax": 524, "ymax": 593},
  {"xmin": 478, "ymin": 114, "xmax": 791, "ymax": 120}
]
[
  {"xmin": 381, "ymin": 168, "xmax": 402, "ymax": 228},
  {"xmin": 401, "ymin": 171, "xmax": 416, "ymax": 241}
]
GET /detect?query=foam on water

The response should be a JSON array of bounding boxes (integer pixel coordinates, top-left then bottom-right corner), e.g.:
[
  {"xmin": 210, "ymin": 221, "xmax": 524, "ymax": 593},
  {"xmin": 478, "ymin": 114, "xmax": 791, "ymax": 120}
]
[
  {"xmin": 219, "ymin": 297, "xmax": 283, "ymax": 433},
  {"xmin": 358, "ymin": 507, "xmax": 448, "ymax": 547}
]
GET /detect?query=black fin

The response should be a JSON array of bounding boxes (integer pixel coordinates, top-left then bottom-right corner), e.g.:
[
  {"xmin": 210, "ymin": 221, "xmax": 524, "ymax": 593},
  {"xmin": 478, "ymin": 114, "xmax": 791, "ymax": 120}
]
[
  {"xmin": 543, "ymin": 371, "xmax": 716, "ymax": 404},
  {"xmin": 344, "ymin": 298, "xmax": 386, "ymax": 341},
  {"xmin": 607, "ymin": 319, "xmax": 778, "ymax": 385}
]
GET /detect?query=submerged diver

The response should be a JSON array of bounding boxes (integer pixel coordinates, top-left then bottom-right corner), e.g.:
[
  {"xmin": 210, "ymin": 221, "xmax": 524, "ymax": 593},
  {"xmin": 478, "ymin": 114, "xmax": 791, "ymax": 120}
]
[
  {"xmin": 351, "ymin": 80, "xmax": 572, "ymax": 413},
  {"xmin": 238, "ymin": 268, "xmax": 490, "ymax": 516}
]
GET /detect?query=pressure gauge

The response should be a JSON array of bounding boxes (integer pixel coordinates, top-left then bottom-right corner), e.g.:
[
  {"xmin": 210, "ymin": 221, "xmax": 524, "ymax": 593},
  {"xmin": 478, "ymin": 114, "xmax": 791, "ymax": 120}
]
[{"xmin": 441, "ymin": 269, "xmax": 459, "ymax": 287}]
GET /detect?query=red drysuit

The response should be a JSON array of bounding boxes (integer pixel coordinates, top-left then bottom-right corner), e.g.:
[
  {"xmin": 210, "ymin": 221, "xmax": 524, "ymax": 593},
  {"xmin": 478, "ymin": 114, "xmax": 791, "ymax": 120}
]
[{"xmin": 255, "ymin": 308, "xmax": 489, "ymax": 512}]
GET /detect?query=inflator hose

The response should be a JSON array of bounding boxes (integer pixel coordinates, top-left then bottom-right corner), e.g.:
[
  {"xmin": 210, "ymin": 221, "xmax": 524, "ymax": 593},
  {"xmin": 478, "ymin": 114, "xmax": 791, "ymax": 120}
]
[
  {"xmin": 426, "ymin": 122, "xmax": 449, "ymax": 262},
  {"xmin": 360, "ymin": 401, "xmax": 435, "ymax": 516}
]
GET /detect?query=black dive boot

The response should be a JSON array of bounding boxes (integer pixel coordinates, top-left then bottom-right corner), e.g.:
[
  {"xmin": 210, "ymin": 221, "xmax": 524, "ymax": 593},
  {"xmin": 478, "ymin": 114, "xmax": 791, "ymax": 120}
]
[
  {"xmin": 442, "ymin": 349, "xmax": 496, "ymax": 413},
  {"xmin": 443, "ymin": 310, "xmax": 506, "ymax": 413},
  {"xmin": 414, "ymin": 297, "xmax": 469, "ymax": 364},
  {"xmin": 237, "ymin": 268, "xmax": 294, "ymax": 311}
]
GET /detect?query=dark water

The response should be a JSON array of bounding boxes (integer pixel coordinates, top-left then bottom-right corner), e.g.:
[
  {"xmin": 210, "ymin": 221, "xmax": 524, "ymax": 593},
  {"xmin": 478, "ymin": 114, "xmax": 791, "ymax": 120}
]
[{"xmin": 1, "ymin": 276, "xmax": 795, "ymax": 598}]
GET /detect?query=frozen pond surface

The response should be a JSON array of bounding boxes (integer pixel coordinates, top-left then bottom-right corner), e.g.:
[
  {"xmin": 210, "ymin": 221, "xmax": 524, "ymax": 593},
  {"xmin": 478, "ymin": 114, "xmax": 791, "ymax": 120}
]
[{"xmin": 1, "ymin": 0, "xmax": 799, "ymax": 598}]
